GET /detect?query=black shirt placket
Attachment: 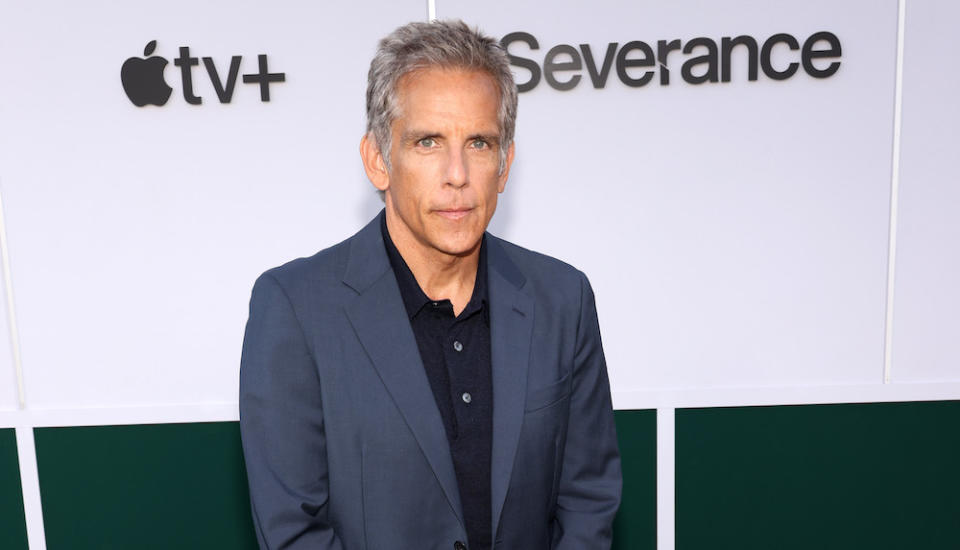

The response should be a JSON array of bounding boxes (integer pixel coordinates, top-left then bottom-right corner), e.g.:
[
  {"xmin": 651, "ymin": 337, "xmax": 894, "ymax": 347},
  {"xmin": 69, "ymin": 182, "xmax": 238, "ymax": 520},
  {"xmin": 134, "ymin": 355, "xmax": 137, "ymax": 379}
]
[{"xmin": 381, "ymin": 215, "xmax": 494, "ymax": 550}]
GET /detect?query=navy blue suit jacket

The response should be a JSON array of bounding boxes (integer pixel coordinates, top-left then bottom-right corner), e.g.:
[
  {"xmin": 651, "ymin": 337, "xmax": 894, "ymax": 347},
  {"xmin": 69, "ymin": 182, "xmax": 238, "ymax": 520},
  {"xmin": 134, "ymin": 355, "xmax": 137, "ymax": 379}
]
[{"xmin": 240, "ymin": 212, "xmax": 621, "ymax": 549}]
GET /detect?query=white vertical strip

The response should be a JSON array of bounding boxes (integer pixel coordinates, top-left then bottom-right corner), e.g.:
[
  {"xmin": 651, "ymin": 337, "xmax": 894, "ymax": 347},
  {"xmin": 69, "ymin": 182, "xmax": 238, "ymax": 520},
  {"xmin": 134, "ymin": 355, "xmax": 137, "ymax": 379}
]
[
  {"xmin": 656, "ymin": 408, "xmax": 675, "ymax": 550},
  {"xmin": 16, "ymin": 426, "xmax": 47, "ymax": 550},
  {"xmin": 0, "ymin": 185, "xmax": 26, "ymax": 408},
  {"xmin": 883, "ymin": 0, "xmax": 907, "ymax": 384},
  {"xmin": 427, "ymin": 0, "xmax": 436, "ymax": 21}
]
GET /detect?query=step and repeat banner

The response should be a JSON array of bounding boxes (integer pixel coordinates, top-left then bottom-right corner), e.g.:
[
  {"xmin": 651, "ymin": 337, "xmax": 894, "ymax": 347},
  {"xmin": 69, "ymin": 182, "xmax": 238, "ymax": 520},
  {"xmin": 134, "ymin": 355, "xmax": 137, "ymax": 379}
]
[
  {"xmin": 0, "ymin": 0, "xmax": 956, "ymax": 414},
  {"xmin": 892, "ymin": 1, "xmax": 960, "ymax": 382},
  {"xmin": 0, "ymin": 288, "xmax": 14, "ymax": 411},
  {"xmin": 442, "ymin": 0, "xmax": 897, "ymax": 394},
  {"xmin": 0, "ymin": 0, "xmax": 420, "ymax": 411}
]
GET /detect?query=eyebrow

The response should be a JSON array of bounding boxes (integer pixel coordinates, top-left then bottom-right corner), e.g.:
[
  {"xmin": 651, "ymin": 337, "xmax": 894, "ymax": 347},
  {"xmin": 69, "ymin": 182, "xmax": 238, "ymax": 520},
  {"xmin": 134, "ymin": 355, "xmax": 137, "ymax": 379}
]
[
  {"xmin": 401, "ymin": 130, "xmax": 440, "ymax": 144},
  {"xmin": 469, "ymin": 133, "xmax": 501, "ymax": 145}
]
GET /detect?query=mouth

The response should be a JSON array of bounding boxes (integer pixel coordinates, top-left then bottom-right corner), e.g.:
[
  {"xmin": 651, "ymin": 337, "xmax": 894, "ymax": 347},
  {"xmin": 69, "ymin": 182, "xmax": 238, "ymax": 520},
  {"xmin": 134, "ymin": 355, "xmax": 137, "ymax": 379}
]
[{"xmin": 434, "ymin": 207, "xmax": 473, "ymax": 221}]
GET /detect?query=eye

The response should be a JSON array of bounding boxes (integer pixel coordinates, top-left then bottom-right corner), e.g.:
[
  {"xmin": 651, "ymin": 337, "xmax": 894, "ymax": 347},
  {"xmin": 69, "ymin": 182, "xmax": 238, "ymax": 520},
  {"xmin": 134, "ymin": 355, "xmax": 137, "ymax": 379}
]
[
  {"xmin": 470, "ymin": 139, "xmax": 489, "ymax": 150},
  {"xmin": 417, "ymin": 137, "xmax": 436, "ymax": 148}
]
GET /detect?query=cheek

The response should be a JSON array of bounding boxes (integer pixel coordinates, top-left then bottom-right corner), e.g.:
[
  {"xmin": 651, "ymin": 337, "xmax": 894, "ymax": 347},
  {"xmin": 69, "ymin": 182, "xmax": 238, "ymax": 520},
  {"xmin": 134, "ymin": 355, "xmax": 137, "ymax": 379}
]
[
  {"xmin": 391, "ymin": 165, "xmax": 429, "ymax": 204},
  {"xmin": 399, "ymin": 160, "xmax": 443, "ymax": 193},
  {"xmin": 469, "ymin": 158, "xmax": 502, "ymax": 191}
]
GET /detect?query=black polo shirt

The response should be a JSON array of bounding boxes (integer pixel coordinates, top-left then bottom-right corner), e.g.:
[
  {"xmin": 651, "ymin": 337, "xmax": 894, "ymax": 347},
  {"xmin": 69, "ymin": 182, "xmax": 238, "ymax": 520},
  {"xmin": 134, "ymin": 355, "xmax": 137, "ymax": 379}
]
[{"xmin": 381, "ymin": 215, "xmax": 493, "ymax": 550}]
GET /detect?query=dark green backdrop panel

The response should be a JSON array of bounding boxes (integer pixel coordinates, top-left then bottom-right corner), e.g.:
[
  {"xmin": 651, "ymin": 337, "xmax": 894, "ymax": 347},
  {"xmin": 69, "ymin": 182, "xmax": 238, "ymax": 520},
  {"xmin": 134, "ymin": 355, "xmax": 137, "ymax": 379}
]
[
  {"xmin": 612, "ymin": 409, "xmax": 656, "ymax": 550},
  {"xmin": 0, "ymin": 428, "xmax": 28, "ymax": 550},
  {"xmin": 676, "ymin": 400, "xmax": 960, "ymax": 550},
  {"xmin": 35, "ymin": 422, "xmax": 258, "ymax": 550},
  {"xmin": 33, "ymin": 415, "xmax": 655, "ymax": 549}
]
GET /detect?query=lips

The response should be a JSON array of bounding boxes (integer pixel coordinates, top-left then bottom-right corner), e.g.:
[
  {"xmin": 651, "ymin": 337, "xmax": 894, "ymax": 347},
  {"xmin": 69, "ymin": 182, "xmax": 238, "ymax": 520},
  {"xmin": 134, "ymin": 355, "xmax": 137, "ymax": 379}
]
[{"xmin": 434, "ymin": 208, "xmax": 473, "ymax": 220}]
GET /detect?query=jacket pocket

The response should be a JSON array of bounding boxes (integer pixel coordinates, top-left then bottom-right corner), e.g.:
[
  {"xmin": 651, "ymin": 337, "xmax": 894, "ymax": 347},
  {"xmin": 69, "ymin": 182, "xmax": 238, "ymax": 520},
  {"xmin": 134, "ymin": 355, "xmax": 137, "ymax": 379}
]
[{"xmin": 524, "ymin": 371, "xmax": 572, "ymax": 413}]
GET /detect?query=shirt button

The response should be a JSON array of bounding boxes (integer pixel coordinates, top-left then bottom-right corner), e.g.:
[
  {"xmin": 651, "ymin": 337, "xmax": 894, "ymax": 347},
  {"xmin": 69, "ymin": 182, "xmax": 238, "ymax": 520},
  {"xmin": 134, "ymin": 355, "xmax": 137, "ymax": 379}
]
[
  {"xmin": 461, "ymin": 392, "xmax": 472, "ymax": 404},
  {"xmin": 454, "ymin": 541, "xmax": 467, "ymax": 550},
  {"xmin": 453, "ymin": 340, "xmax": 463, "ymax": 352}
]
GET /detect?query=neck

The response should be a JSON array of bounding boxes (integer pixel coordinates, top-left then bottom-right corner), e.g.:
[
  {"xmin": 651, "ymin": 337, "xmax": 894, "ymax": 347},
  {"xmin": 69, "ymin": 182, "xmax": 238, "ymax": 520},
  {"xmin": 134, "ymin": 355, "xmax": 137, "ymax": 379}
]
[{"xmin": 385, "ymin": 209, "xmax": 480, "ymax": 316}]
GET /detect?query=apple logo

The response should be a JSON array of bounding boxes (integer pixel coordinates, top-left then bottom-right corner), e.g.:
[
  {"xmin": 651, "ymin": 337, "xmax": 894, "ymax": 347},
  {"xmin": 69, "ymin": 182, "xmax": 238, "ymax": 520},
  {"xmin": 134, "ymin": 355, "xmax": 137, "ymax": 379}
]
[{"xmin": 121, "ymin": 40, "xmax": 172, "ymax": 107}]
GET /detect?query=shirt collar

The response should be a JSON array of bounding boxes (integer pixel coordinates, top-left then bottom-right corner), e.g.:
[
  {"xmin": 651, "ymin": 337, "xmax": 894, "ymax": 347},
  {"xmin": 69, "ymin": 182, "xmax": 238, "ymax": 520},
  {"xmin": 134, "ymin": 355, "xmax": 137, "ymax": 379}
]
[{"xmin": 380, "ymin": 212, "xmax": 488, "ymax": 322}]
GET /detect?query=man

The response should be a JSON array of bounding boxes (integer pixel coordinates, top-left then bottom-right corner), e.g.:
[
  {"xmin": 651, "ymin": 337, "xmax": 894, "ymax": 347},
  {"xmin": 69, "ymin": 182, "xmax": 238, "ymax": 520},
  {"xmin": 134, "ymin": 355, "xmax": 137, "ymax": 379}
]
[{"xmin": 240, "ymin": 20, "xmax": 621, "ymax": 550}]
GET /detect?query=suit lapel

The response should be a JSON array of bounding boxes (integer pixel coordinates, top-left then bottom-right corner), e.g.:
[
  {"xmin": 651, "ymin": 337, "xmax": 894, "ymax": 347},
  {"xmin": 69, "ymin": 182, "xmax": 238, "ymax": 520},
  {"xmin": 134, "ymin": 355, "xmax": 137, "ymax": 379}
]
[
  {"xmin": 341, "ymin": 219, "xmax": 534, "ymax": 540},
  {"xmin": 486, "ymin": 237, "xmax": 534, "ymax": 542},
  {"xmin": 342, "ymin": 213, "xmax": 465, "ymax": 530}
]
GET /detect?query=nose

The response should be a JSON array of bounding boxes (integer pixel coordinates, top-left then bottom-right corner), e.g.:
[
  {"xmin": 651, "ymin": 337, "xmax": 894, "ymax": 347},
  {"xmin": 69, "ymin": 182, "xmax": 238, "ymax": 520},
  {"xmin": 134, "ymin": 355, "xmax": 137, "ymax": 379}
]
[{"xmin": 444, "ymin": 146, "xmax": 468, "ymax": 189}]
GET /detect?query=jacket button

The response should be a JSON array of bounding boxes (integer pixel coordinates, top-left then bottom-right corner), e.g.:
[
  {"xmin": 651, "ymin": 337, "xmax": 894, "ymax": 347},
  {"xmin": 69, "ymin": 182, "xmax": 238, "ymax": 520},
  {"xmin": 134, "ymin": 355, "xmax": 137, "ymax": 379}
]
[{"xmin": 454, "ymin": 541, "xmax": 467, "ymax": 550}]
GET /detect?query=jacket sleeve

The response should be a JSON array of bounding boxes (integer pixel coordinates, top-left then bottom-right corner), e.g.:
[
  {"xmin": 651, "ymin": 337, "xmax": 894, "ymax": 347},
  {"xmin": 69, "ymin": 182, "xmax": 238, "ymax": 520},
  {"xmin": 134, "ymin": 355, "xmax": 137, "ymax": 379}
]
[
  {"xmin": 239, "ymin": 272, "xmax": 344, "ymax": 550},
  {"xmin": 552, "ymin": 273, "xmax": 623, "ymax": 549}
]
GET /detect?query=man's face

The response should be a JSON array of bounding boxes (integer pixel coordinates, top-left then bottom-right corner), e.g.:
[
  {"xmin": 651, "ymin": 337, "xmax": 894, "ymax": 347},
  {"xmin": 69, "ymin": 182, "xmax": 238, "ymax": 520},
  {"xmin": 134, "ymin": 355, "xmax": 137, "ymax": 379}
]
[{"xmin": 368, "ymin": 67, "xmax": 513, "ymax": 259}]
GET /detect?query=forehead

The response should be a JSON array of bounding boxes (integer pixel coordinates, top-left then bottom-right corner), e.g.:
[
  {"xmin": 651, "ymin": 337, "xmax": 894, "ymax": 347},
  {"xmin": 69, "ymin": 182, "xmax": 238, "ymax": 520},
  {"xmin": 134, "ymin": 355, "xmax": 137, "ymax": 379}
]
[{"xmin": 394, "ymin": 67, "xmax": 500, "ymax": 123}]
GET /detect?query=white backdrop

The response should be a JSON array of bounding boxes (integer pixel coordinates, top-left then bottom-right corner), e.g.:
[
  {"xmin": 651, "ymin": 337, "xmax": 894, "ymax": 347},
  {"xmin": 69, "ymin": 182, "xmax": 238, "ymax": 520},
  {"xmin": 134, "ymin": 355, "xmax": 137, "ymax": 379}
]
[
  {"xmin": 0, "ymin": 276, "xmax": 15, "ymax": 410},
  {"xmin": 891, "ymin": 1, "xmax": 960, "ymax": 383},
  {"xmin": 441, "ymin": 0, "xmax": 899, "ymax": 393},
  {"xmin": 0, "ymin": 0, "xmax": 956, "ymax": 415},
  {"xmin": 0, "ymin": 0, "xmax": 419, "ymax": 409}
]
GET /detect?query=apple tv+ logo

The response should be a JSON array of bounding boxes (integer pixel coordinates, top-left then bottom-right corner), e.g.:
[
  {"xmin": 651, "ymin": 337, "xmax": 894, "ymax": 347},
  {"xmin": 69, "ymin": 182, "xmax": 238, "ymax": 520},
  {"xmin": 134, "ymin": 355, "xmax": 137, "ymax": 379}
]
[{"xmin": 121, "ymin": 40, "xmax": 286, "ymax": 107}]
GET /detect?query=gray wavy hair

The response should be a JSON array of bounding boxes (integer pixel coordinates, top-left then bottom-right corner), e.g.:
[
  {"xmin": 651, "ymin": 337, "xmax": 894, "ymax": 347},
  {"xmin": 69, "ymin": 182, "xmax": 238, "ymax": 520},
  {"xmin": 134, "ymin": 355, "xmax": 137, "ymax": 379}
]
[{"xmin": 365, "ymin": 20, "xmax": 518, "ymax": 175}]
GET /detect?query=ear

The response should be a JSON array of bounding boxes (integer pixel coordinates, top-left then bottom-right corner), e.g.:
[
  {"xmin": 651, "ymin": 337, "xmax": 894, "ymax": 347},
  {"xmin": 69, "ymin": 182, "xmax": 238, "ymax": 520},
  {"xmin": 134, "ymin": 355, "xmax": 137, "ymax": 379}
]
[
  {"xmin": 360, "ymin": 133, "xmax": 390, "ymax": 192},
  {"xmin": 497, "ymin": 141, "xmax": 515, "ymax": 193}
]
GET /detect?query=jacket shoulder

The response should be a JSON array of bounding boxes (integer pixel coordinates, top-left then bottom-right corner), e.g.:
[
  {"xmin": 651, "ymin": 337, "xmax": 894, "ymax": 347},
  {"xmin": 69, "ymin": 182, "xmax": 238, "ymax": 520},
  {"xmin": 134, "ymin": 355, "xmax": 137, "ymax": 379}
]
[
  {"xmin": 256, "ymin": 235, "xmax": 352, "ymax": 294},
  {"xmin": 488, "ymin": 235, "xmax": 588, "ymax": 292}
]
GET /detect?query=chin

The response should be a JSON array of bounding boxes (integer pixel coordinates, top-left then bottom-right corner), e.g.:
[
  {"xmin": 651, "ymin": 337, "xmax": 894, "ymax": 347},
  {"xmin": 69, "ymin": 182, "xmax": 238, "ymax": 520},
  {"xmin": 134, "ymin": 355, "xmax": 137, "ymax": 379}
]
[{"xmin": 432, "ymin": 234, "xmax": 483, "ymax": 257}]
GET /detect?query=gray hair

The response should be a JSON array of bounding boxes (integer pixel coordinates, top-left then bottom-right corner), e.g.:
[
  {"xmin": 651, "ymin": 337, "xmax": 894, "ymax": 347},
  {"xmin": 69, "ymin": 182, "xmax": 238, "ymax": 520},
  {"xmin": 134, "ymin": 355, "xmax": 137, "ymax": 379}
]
[{"xmin": 366, "ymin": 20, "xmax": 518, "ymax": 176}]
